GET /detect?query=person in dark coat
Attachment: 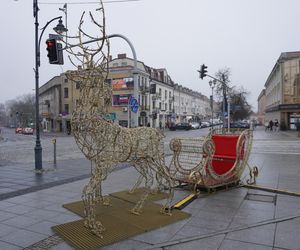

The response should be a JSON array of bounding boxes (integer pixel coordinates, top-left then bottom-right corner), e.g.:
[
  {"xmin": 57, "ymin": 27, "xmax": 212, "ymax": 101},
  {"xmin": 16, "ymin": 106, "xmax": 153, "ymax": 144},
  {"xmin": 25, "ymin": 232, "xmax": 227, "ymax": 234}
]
[{"xmin": 269, "ymin": 120, "xmax": 274, "ymax": 131}]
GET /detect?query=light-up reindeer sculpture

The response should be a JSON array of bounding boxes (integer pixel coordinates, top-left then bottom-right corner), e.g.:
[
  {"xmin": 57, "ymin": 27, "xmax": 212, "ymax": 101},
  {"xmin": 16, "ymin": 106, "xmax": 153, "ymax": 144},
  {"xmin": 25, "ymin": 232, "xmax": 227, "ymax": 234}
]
[{"xmin": 63, "ymin": 0, "xmax": 174, "ymax": 238}]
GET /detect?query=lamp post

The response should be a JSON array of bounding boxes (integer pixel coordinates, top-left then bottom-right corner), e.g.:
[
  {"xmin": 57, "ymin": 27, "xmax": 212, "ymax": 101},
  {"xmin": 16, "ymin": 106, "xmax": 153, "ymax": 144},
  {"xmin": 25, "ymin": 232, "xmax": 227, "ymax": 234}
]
[
  {"xmin": 64, "ymin": 33, "xmax": 139, "ymax": 127},
  {"xmin": 209, "ymin": 80, "xmax": 216, "ymax": 130},
  {"xmin": 32, "ymin": 0, "xmax": 67, "ymax": 171}
]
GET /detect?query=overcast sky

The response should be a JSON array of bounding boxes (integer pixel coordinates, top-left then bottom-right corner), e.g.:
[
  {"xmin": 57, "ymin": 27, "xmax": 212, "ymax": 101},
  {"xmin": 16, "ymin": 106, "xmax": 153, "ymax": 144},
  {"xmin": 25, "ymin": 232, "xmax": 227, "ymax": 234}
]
[{"xmin": 2, "ymin": 0, "xmax": 300, "ymax": 110}]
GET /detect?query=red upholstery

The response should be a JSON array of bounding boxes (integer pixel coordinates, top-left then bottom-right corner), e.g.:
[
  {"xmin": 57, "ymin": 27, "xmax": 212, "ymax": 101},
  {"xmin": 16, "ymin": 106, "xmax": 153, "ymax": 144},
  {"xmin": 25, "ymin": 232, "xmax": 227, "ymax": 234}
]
[{"xmin": 211, "ymin": 135, "xmax": 240, "ymax": 175}]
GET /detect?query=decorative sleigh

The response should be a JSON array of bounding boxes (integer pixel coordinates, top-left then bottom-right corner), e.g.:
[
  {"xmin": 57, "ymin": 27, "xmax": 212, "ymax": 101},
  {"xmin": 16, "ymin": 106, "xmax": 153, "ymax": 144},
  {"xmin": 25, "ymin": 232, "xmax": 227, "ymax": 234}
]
[{"xmin": 169, "ymin": 128, "xmax": 256, "ymax": 192}]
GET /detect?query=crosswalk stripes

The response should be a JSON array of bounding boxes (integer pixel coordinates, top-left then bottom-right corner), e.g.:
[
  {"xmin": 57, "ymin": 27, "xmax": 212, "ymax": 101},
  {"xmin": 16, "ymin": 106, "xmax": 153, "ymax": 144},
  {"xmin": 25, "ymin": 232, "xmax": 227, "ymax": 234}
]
[{"xmin": 252, "ymin": 139, "xmax": 300, "ymax": 155}]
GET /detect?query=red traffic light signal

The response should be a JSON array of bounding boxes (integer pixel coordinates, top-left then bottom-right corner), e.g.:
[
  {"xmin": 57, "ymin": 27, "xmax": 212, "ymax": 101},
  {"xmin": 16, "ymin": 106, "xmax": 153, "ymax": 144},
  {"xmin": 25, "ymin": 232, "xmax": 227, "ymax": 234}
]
[
  {"xmin": 46, "ymin": 39, "xmax": 58, "ymax": 64},
  {"xmin": 46, "ymin": 38, "xmax": 64, "ymax": 65}
]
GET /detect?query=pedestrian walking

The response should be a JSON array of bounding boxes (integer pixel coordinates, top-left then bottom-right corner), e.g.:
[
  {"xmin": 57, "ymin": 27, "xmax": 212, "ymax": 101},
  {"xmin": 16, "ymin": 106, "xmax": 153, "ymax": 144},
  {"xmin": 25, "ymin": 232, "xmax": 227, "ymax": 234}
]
[
  {"xmin": 265, "ymin": 121, "xmax": 269, "ymax": 131},
  {"xmin": 274, "ymin": 119, "xmax": 279, "ymax": 131},
  {"xmin": 269, "ymin": 120, "xmax": 274, "ymax": 131}
]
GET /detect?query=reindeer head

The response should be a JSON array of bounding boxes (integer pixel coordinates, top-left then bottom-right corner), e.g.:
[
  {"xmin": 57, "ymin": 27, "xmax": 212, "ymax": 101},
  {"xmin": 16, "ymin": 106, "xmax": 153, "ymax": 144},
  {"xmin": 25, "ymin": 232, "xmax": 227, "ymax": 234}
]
[{"xmin": 63, "ymin": 0, "xmax": 111, "ymax": 114}]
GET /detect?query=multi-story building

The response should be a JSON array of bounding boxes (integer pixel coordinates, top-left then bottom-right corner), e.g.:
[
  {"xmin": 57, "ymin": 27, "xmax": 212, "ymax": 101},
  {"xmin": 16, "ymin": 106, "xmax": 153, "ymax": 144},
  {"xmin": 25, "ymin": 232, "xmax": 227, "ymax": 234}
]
[
  {"xmin": 264, "ymin": 51, "xmax": 300, "ymax": 130},
  {"xmin": 39, "ymin": 54, "xmax": 212, "ymax": 132},
  {"xmin": 257, "ymin": 89, "xmax": 266, "ymax": 125}
]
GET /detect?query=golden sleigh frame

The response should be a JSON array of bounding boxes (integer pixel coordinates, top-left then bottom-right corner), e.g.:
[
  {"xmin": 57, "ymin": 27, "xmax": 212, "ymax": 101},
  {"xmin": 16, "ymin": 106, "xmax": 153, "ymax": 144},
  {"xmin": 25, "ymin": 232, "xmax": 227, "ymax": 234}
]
[{"xmin": 169, "ymin": 128, "xmax": 257, "ymax": 192}]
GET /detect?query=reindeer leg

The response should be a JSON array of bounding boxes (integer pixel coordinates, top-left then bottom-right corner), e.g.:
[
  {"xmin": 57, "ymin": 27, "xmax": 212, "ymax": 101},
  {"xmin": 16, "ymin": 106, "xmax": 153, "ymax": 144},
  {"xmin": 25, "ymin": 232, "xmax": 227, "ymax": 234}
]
[
  {"xmin": 160, "ymin": 175, "xmax": 174, "ymax": 216},
  {"xmin": 130, "ymin": 164, "xmax": 152, "ymax": 215},
  {"xmin": 82, "ymin": 169, "xmax": 106, "ymax": 238},
  {"xmin": 129, "ymin": 173, "xmax": 144, "ymax": 194},
  {"xmin": 152, "ymin": 157, "xmax": 174, "ymax": 216}
]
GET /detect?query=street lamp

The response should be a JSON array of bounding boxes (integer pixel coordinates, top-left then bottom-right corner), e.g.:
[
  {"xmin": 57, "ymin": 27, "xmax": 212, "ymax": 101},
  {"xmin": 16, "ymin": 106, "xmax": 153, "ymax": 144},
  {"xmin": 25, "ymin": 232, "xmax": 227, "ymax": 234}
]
[
  {"xmin": 209, "ymin": 80, "xmax": 216, "ymax": 130},
  {"xmin": 32, "ymin": 0, "xmax": 67, "ymax": 171}
]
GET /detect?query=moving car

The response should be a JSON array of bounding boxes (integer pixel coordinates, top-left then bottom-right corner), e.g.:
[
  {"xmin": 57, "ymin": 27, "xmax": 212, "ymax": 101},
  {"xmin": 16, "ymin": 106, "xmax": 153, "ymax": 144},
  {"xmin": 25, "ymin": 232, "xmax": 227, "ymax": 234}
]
[
  {"xmin": 169, "ymin": 122, "xmax": 192, "ymax": 131},
  {"xmin": 15, "ymin": 127, "xmax": 23, "ymax": 134},
  {"xmin": 22, "ymin": 127, "xmax": 34, "ymax": 135}
]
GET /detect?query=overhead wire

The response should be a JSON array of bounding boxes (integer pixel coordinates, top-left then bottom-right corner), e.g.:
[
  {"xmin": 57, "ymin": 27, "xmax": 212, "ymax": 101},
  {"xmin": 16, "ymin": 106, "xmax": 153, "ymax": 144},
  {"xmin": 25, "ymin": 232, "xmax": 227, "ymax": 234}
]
[{"xmin": 39, "ymin": 0, "xmax": 141, "ymax": 5}]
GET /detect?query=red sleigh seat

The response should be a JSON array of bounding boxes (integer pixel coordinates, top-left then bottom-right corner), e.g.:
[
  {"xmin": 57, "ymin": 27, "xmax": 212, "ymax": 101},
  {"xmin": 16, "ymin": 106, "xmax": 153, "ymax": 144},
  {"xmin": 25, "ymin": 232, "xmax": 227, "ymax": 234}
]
[{"xmin": 211, "ymin": 134, "xmax": 244, "ymax": 175}]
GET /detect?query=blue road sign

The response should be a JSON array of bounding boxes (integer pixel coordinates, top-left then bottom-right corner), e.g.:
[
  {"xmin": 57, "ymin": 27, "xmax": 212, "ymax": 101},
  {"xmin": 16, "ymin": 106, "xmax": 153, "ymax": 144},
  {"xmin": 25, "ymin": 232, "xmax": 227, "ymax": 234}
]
[{"xmin": 129, "ymin": 96, "xmax": 139, "ymax": 113}]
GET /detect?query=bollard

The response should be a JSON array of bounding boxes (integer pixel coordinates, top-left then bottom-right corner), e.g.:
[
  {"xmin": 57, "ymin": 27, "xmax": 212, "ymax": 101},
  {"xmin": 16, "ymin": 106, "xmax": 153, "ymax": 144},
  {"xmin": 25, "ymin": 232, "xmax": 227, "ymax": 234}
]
[{"xmin": 52, "ymin": 138, "xmax": 57, "ymax": 167}]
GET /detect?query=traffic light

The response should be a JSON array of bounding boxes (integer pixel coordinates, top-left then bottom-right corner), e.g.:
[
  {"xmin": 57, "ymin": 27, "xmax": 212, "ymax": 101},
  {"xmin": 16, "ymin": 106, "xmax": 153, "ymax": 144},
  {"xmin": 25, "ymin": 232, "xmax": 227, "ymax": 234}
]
[
  {"xmin": 46, "ymin": 39, "xmax": 58, "ymax": 64},
  {"xmin": 199, "ymin": 64, "xmax": 208, "ymax": 79},
  {"xmin": 46, "ymin": 39, "xmax": 64, "ymax": 64}
]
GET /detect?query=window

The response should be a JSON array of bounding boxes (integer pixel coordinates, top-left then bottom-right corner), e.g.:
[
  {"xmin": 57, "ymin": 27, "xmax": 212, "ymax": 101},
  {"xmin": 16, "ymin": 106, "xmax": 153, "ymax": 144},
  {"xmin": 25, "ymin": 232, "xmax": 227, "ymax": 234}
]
[
  {"xmin": 64, "ymin": 88, "xmax": 69, "ymax": 98},
  {"xmin": 64, "ymin": 104, "xmax": 69, "ymax": 114},
  {"xmin": 159, "ymin": 88, "xmax": 162, "ymax": 96},
  {"xmin": 75, "ymin": 81, "xmax": 81, "ymax": 89},
  {"xmin": 159, "ymin": 102, "xmax": 162, "ymax": 109},
  {"xmin": 64, "ymin": 78, "xmax": 68, "ymax": 83},
  {"xmin": 152, "ymin": 101, "xmax": 155, "ymax": 109},
  {"xmin": 165, "ymin": 90, "xmax": 167, "ymax": 99},
  {"xmin": 165, "ymin": 103, "xmax": 167, "ymax": 111}
]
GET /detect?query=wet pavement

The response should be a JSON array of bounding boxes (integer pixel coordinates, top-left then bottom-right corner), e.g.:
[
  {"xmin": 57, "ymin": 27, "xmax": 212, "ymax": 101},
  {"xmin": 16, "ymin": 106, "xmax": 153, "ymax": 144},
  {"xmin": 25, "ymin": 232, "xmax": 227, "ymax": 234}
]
[{"xmin": 0, "ymin": 126, "xmax": 300, "ymax": 249}]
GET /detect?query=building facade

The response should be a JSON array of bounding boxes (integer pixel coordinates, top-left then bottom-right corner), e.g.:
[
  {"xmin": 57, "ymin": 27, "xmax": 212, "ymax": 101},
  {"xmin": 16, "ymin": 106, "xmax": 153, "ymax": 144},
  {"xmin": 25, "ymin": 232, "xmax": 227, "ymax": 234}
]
[
  {"xmin": 257, "ymin": 89, "xmax": 266, "ymax": 125},
  {"xmin": 264, "ymin": 51, "xmax": 300, "ymax": 130},
  {"xmin": 39, "ymin": 54, "xmax": 212, "ymax": 132}
]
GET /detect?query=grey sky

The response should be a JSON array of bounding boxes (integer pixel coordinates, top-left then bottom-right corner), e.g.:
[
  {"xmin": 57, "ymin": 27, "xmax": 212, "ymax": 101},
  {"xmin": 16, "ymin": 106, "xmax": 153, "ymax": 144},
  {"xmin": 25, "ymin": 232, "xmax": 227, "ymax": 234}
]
[{"xmin": 1, "ymin": 0, "xmax": 300, "ymax": 110}]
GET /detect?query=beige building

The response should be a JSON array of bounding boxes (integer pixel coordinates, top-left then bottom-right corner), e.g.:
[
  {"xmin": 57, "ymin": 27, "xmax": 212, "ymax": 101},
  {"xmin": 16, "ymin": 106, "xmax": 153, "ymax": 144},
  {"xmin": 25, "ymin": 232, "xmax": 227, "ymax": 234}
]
[
  {"xmin": 264, "ymin": 51, "xmax": 300, "ymax": 130},
  {"xmin": 257, "ymin": 89, "xmax": 266, "ymax": 125},
  {"xmin": 39, "ymin": 54, "xmax": 212, "ymax": 132}
]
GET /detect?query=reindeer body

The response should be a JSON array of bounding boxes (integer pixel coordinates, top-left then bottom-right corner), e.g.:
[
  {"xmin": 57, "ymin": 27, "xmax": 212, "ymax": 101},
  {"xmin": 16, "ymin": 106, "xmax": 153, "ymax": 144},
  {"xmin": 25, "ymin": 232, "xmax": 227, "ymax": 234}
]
[{"xmin": 69, "ymin": 70, "xmax": 174, "ymax": 238}]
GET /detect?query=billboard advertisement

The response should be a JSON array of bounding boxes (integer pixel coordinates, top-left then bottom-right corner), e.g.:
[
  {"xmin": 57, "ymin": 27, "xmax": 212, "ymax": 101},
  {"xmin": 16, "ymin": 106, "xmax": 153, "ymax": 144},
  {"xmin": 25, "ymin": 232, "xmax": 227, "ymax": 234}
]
[
  {"xmin": 112, "ymin": 78, "xmax": 134, "ymax": 90},
  {"xmin": 112, "ymin": 94, "xmax": 131, "ymax": 106}
]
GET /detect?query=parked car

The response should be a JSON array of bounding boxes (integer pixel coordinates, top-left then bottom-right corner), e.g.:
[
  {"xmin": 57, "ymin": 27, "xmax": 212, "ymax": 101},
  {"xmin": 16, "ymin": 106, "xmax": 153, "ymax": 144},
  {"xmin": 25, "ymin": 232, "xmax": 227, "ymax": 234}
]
[
  {"xmin": 190, "ymin": 122, "xmax": 200, "ymax": 129},
  {"xmin": 224, "ymin": 122, "xmax": 250, "ymax": 129},
  {"xmin": 22, "ymin": 127, "xmax": 34, "ymax": 135},
  {"xmin": 15, "ymin": 127, "xmax": 23, "ymax": 134},
  {"xmin": 169, "ymin": 122, "xmax": 192, "ymax": 131},
  {"xmin": 200, "ymin": 121, "xmax": 210, "ymax": 128}
]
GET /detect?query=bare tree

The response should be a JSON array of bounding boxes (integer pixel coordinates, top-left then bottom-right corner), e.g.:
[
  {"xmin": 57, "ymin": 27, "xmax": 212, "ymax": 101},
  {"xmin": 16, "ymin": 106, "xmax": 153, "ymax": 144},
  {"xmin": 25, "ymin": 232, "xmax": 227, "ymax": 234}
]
[
  {"xmin": 5, "ymin": 94, "xmax": 35, "ymax": 127},
  {"xmin": 214, "ymin": 68, "xmax": 252, "ymax": 120},
  {"xmin": 229, "ymin": 86, "xmax": 252, "ymax": 121}
]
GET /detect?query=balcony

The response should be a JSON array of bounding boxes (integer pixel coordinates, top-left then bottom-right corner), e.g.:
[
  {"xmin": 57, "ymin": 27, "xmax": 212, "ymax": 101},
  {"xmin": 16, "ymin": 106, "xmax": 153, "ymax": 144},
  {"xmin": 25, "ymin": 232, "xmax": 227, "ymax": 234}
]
[{"xmin": 151, "ymin": 93, "xmax": 161, "ymax": 100}]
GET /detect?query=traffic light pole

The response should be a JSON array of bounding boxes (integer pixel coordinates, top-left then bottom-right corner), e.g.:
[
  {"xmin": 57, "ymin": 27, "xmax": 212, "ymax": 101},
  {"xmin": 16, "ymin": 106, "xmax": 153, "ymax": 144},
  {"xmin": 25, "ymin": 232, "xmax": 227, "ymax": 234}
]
[
  {"xmin": 34, "ymin": 0, "xmax": 42, "ymax": 171},
  {"xmin": 198, "ymin": 71, "xmax": 229, "ymax": 128},
  {"xmin": 34, "ymin": 0, "xmax": 63, "ymax": 172}
]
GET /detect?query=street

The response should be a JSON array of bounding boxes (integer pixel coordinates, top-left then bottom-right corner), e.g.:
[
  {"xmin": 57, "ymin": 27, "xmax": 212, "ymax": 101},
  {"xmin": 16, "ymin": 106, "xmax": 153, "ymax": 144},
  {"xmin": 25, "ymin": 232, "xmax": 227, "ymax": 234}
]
[
  {"xmin": 0, "ymin": 126, "xmax": 215, "ymax": 165},
  {"xmin": 1, "ymin": 126, "xmax": 300, "ymax": 165}
]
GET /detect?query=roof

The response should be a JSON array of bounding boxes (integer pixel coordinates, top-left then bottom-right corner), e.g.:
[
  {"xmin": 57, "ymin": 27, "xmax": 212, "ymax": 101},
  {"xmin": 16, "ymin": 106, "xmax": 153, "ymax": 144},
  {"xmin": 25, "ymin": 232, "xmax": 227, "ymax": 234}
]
[{"xmin": 264, "ymin": 51, "xmax": 300, "ymax": 88}]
